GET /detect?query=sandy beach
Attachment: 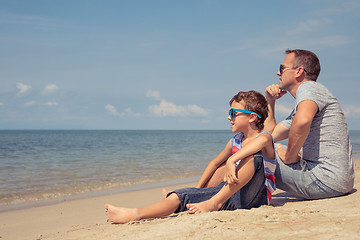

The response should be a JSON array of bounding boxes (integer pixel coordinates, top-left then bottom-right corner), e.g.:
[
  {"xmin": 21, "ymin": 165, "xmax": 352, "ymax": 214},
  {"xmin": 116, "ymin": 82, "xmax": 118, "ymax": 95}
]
[{"xmin": 1, "ymin": 158, "xmax": 359, "ymax": 240}]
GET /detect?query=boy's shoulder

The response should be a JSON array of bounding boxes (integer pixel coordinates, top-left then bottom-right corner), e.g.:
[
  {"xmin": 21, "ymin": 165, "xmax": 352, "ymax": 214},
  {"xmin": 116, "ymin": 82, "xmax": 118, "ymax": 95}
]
[{"xmin": 256, "ymin": 131, "xmax": 273, "ymax": 140}]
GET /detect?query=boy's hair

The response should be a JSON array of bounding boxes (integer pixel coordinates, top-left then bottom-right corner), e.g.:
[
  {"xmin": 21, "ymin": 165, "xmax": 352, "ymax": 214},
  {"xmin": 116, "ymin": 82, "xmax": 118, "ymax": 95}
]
[
  {"xmin": 285, "ymin": 49, "xmax": 321, "ymax": 81},
  {"xmin": 229, "ymin": 90, "xmax": 268, "ymax": 130}
]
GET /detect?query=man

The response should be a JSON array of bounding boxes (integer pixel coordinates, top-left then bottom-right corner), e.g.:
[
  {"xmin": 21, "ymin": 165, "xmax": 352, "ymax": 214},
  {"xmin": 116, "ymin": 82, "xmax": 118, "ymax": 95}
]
[{"xmin": 265, "ymin": 49, "xmax": 354, "ymax": 199}]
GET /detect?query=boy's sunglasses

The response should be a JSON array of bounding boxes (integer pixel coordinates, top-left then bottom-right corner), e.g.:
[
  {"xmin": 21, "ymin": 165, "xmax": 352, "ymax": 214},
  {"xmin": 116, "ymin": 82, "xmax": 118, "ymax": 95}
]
[
  {"xmin": 279, "ymin": 64, "xmax": 307, "ymax": 75},
  {"xmin": 229, "ymin": 108, "xmax": 262, "ymax": 119}
]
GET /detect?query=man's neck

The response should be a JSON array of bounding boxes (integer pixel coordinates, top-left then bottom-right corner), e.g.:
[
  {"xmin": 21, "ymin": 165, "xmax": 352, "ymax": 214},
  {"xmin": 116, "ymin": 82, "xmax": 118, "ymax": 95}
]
[{"xmin": 290, "ymin": 79, "xmax": 311, "ymax": 98}]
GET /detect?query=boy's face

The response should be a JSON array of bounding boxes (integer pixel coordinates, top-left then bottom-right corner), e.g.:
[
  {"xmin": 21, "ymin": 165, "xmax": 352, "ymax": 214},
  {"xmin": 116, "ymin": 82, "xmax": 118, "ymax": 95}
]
[{"xmin": 228, "ymin": 100, "xmax": 250, "ymax": 133}]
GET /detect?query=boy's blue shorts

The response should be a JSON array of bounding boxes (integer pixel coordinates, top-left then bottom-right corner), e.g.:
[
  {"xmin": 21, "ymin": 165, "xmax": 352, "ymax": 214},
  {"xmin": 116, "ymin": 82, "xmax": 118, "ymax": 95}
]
[{"xmin": 168, "ymin": 154, "xmax": 268, "ymax": 213}]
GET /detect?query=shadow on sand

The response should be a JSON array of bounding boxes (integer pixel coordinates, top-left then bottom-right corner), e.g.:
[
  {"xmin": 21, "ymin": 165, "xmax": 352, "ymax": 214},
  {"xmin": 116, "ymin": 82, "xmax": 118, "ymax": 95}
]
[{"xmin": 271, "ymin": 188, "xmax": 357, "ymax": 207}]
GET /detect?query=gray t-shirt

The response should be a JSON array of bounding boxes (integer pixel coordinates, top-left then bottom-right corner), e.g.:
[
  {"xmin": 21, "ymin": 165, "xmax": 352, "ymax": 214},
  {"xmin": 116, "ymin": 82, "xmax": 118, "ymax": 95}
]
[{"xmin": 281, "ymin": 81, "xmax": 354, "ymax": 193}]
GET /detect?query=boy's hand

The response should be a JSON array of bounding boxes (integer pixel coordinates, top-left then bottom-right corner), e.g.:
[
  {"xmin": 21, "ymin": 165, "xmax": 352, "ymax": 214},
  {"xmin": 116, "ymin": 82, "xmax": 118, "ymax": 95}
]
[{"xmin": 224, "ymin": 160, "xmax": 238, "ymax": 184}]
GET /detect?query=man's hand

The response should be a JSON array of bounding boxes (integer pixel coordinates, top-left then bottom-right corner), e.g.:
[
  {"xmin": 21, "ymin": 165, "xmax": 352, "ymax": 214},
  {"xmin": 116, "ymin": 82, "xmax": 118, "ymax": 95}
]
[
  {"xmin": 275, "ymin": 143, "xmax": 287, "ymax": 162},
  {"xmin": 276, "ymin": 143, "xmax": 301, "ymax": 165},
  {"xmin": 263, "ymin": 84, "xmax": 287, "ymax": 134},
  {"xmin": 265, "ymin": 84, "xmax": 287, "ymax": 102}
]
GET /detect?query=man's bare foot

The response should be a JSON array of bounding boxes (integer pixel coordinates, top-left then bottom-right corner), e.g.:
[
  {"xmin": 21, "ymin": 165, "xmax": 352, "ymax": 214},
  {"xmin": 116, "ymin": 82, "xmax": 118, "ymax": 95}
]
[
  {"xmin": 186, "ymin": 200, "xmax": 220, "ymax": 214},
  {"xmin": 105, "ymin": 204, "xmax": 139, "ymax": 224}
]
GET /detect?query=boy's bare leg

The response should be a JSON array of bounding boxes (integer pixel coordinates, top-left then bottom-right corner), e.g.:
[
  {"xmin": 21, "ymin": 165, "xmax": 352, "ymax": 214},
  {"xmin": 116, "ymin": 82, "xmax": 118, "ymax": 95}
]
[
  {"xmin": 105, "ymin": 193, "xmax": 181, "ymax": 224},
  {"xmin": 187, "ymin": 156, "xmax": 255, "ymax": 213},
  {"xmin": 162, "ymin": 163, "xmax": 227, "ymax": 199},
  {"xmin": 105, "ymin": 204, "xmax": 139, "ymax": 223},
  {"xmin": 162, "ymin": 188, "xmax": 168, "ymax": 199},
  {"xmin": 203, "ymin": 163, "xmax": 227, "ymax": 188}
]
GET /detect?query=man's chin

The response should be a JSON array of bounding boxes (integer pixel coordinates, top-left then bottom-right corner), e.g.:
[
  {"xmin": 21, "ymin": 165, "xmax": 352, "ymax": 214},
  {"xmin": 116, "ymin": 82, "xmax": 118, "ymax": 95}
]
[{"xmin": 278, "ymin": 83, "xmax": 284, "ymax": 90}]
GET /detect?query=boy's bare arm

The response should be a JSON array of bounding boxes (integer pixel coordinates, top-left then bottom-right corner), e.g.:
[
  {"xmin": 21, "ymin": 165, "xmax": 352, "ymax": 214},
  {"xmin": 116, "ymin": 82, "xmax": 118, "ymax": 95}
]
[
  {"xmin": 224, "ymin": 134, "xmax": 272, "ymax": 183},
  {"xmin": 228, "ymin": 133, "xmax": 272, "ymax": 164},
  {"xmin": 195, "ymin": 139, "xmax": 232, "ymax": 188}
]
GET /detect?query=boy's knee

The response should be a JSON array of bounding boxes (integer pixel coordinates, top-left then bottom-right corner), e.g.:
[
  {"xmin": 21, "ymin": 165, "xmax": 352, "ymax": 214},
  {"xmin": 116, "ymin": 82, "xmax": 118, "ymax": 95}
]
[
  {"xmin": 167, "ymin": 192, "xmax": 181, "ymax": 203},
  {"xmin": 242, "ymin": 155, "xmax": 255, "ymax": 164},
  {"xmin": 235, "ymin": 154, "xmax": 254, "ymax": 168}
]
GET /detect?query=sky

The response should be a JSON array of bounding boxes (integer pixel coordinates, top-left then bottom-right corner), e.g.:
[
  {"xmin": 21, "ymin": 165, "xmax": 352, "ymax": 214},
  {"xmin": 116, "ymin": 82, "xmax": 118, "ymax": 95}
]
[{"xmin": 1, "ymin": 0, "xmax": 360, "ymax": 130}]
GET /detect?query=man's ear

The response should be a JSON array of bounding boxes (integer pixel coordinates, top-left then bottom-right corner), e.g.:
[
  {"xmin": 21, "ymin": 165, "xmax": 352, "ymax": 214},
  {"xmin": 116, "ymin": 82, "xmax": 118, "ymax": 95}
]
[{"xmin": 296, "ymin": 66, "xmax": 306, "ymax": 77}]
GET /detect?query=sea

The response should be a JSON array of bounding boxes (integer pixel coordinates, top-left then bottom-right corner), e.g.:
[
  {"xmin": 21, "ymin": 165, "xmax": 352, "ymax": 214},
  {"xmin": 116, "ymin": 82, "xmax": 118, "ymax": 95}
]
[{"xmin": 1, "ymin": 129, "xmax": 359, "ymax": 211}]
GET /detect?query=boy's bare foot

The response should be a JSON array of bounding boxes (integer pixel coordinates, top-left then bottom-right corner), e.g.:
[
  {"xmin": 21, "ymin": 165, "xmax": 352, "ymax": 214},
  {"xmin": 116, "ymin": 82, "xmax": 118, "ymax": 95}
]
[
  {"xmin": 186, "ymin": 200, "xmax": 220, "ymax": 214},
  {"xmin": 105, "ymin": 204, "xmax": 139, "ymax": 224}
]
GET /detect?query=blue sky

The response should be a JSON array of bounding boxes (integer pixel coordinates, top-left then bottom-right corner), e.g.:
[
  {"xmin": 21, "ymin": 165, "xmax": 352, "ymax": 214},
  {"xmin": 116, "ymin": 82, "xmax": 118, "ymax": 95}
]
[{"xmin": 1, "ymin": 0, "xmax": 359, "ymax": 130}]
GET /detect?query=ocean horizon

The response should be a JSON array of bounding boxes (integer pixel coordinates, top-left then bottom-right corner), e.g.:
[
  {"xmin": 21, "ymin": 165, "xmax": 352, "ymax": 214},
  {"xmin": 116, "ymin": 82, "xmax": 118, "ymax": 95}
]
[{"xmin": 1, "ymin": 129, "xmax": 359, "ymax": 211}]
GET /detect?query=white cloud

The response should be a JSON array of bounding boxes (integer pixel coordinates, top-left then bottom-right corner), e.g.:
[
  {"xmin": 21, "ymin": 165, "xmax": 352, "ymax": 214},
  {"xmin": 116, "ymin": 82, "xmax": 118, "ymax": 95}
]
[
  {"xmin": 105, "ymin": 105, "xmax": 142, "ymax": 117},
  {"xmin": 186, "ymin": 104, "xmax": 209, "ymax": 116},
  {"xmin": 147, "ymin": 90, "xmax": 208, "ymax": 117},
  {"xmin": 16, "ymin": 83, "xmax": 31, "ymax": 95},
  {"xmin": 0, "ymin": 102, "xmax": 3, "ymax": 106},
  {"xmin": 287, "ymin": 18, "xmax": 332, "ymax": 35},
  {"xmin": 146, "ymin": 90, "xmax": 162, "ymax": 101},
  {"xmin": 304, "ymin": 35, "xmax": 353, "ymax": 48},
  {"xmin": 219, "ymin": 16, "xmax": 352, "ymax": 57},
  {"xmin": 343, "ymin": 105, "xmax": 360, "ymax": 117},
  {"xmin": 149, "ymin": 100, "xmax": 184, "ymax": 117},
  {"xmin": 149, "ymin": 99, "xmax": 208, "ymax": 117},
  {"xmin": 284, "ymin": 19, "xmax": 353, "ymax": 48},
  {"xmin": 105, "ymin": 104, "xmax": 120, "ymax": 116},
  {"xmin": 43, "ymin": 84, "xmax": 59, "ymax": 95},
  {"xmin": 315, "ymin": 2, "xmax": 360, "ymax": 15},
  {"xmin": 45, "ymin": 102, "xmax": 58, "ymax": 106},
  {"xmin": 25, "ymin": 101, "xmax": 37, "ymax": 107},
  {"xmin": 120, "ymin": 107, "xmax": 143, "ymax": 117},
  {"xmin": 275, "ymin": 104, "xmax": 293, "ymax": 116}
]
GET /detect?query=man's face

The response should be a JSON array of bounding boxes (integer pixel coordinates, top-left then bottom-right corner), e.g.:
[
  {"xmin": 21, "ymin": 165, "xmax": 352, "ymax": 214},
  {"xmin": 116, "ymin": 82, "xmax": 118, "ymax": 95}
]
[{"xmin": 277, "ymin": 53, "xmax": 297, "ymax": 91}]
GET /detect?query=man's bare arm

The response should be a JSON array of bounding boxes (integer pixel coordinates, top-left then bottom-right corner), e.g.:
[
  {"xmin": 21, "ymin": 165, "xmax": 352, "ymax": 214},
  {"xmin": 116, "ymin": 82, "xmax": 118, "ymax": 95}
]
[
  {"xmin": 272, "ymin": 122, "xmax": 289, "ymax": 142},
  {"xmin": 264, "ymin": 84, "xmax": 287, "ymax": 133},
  {"xmin": 283, "ymin": 100, "xmax": 318, "ymax": 164}
]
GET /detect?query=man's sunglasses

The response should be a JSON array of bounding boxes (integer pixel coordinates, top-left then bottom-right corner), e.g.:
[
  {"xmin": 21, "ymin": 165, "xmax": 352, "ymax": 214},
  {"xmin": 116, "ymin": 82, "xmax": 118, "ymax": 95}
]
[
  {"xmin": 279, "ymin": 64, "xmax": 307, "ymax": 75},
  {"xmin": 229, "ymin": 108, "xmax": 262, "ymax": 119}
]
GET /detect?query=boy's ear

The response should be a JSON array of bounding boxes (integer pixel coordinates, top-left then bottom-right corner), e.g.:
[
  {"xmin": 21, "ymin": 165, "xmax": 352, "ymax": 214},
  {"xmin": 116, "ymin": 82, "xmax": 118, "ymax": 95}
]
[{"xmin": 248, "ymin": 113, "xmax": 257, "ymax": 123}]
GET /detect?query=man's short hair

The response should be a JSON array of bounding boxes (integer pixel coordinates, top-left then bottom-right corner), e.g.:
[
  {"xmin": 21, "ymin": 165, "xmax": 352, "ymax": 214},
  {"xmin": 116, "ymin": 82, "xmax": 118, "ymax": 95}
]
[{"xmin": 285, "ymin": 49, "xmax": 321, "ymax": 81}]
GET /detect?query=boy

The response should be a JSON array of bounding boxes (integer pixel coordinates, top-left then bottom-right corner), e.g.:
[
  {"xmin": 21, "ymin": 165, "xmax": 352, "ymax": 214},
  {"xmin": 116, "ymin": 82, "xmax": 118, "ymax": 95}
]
[{"xmin": 105, "ymin": 90, "xmax": 276, "ymax": 223}]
